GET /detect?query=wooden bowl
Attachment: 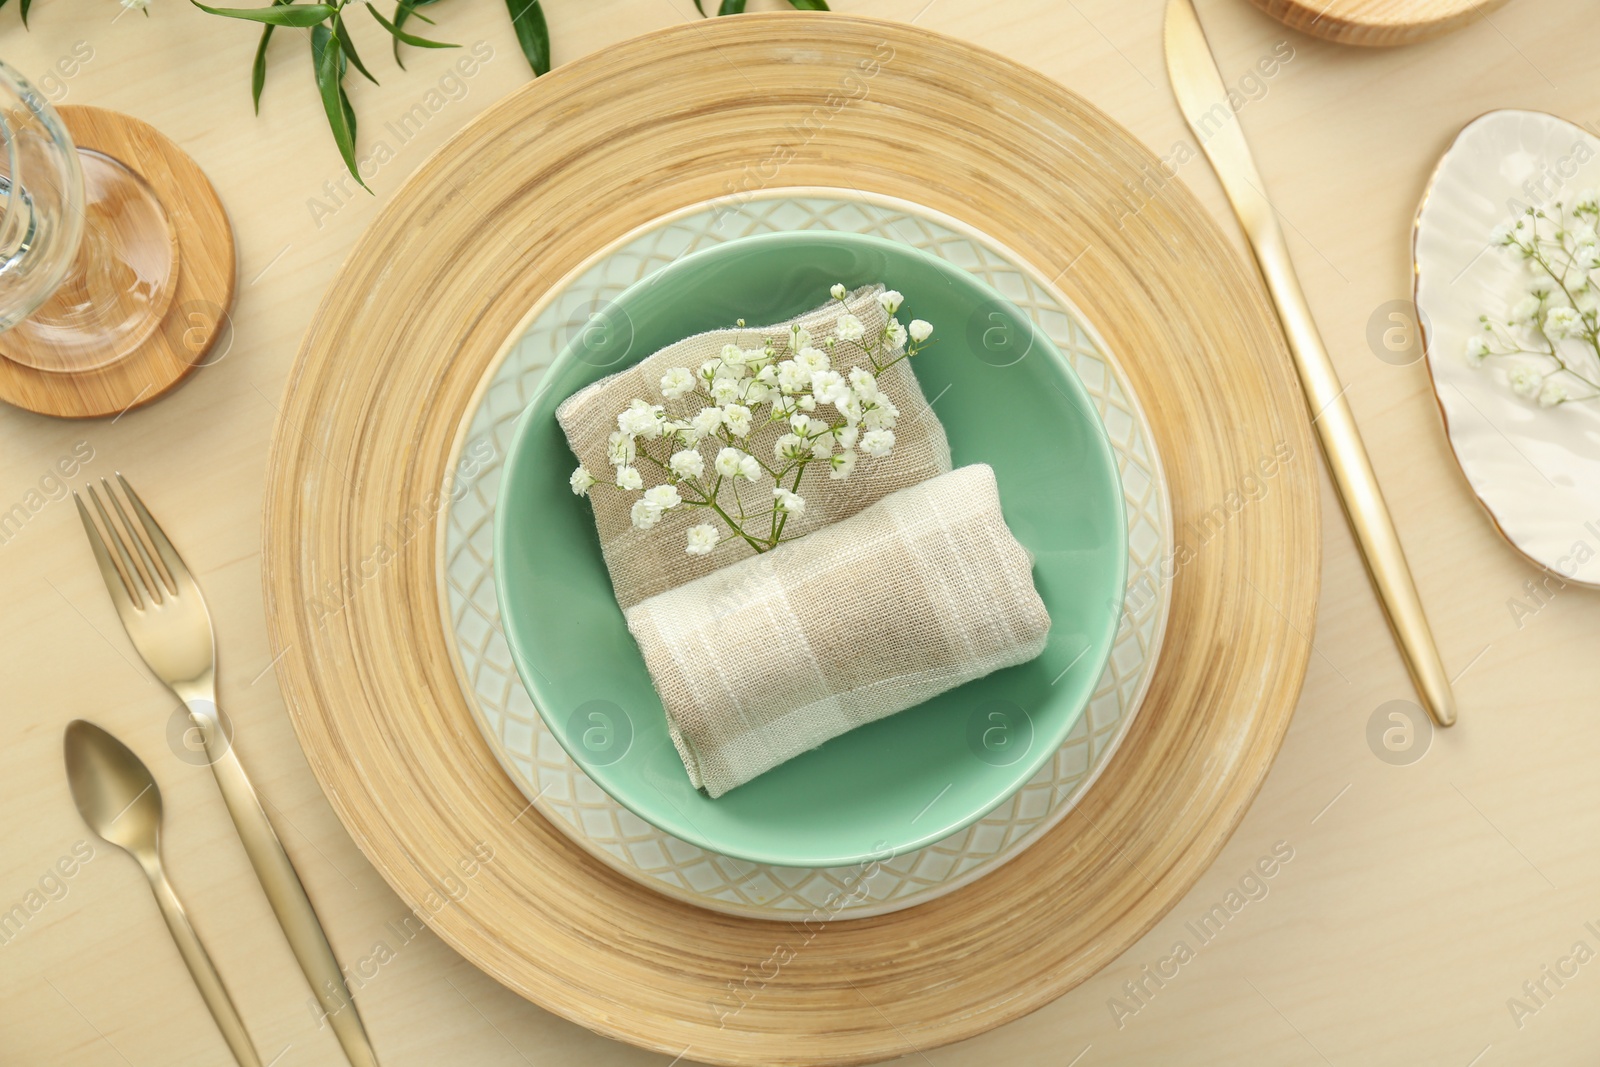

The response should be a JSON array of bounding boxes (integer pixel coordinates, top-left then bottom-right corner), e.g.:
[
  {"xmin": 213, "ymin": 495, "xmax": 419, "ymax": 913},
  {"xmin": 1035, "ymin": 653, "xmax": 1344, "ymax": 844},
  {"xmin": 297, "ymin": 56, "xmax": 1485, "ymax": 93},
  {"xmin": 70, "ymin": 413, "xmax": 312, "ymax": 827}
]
[{"xmin": 1246, "ymin": 0, "xmax": 1511, "ymax": 47}]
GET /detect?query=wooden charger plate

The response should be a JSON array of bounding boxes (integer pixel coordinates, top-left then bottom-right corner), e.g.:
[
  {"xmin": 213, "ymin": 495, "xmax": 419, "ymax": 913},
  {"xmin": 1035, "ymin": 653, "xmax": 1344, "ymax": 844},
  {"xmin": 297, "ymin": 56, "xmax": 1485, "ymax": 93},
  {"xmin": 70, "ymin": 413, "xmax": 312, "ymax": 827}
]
[{"xmin": 263, "ymin": 15, "xmax": 1318, "ymax": 1066}]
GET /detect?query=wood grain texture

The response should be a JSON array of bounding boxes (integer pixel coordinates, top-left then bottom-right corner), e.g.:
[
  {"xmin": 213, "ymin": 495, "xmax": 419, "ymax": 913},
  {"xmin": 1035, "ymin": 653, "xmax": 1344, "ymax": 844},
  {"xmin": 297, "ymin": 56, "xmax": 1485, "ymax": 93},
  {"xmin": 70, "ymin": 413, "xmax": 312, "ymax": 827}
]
[
  {"xmin": 0, "ymin": 105, "xmax": 235, "ymax": 419},
  {"xmin": 260, "ymin": 14, "xmax": 1318, "ymax": 1065},
  {"xmin": 1246, "ymin": 0, "xmax": 1510, "ymax": 46}
]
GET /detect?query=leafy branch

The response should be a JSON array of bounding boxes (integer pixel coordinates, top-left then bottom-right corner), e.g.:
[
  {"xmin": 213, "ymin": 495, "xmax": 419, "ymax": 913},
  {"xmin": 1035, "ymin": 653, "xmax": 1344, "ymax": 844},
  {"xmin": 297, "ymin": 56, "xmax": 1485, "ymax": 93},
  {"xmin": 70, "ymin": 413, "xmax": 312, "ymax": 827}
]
[{"xmin": 191, "ymin": 0, "xmax": 828, "ymax": 187}]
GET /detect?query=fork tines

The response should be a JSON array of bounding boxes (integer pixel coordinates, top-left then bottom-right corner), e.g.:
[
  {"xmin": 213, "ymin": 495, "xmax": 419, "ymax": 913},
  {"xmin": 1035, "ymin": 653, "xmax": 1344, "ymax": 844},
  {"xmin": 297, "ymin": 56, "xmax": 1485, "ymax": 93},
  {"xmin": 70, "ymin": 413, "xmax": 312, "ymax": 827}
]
[{"xmin": 74, "ymin": 474, "xmax": 180, "ymax": 611}]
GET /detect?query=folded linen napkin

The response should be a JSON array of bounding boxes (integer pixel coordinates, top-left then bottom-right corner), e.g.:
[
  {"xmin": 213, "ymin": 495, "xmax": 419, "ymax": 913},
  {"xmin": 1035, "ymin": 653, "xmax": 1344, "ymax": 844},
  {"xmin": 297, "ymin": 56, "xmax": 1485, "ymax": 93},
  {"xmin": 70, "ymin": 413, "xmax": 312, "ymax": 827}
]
[
  {"xmin": 625, "ymin": 464, "xmax": 1050, "ymax": 798},
  {"xmin": 557, "ymin": 285, "xmax": 952, "ymax": 609}
]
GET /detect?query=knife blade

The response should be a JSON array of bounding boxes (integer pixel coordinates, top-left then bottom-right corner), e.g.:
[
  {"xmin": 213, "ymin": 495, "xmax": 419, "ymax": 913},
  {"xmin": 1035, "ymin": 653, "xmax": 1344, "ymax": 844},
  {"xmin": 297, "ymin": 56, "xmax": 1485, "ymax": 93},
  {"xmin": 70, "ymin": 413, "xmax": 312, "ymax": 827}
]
[{"xmin": 1164, "ymin": 0, "xmax": 1457, "ymax": 727}]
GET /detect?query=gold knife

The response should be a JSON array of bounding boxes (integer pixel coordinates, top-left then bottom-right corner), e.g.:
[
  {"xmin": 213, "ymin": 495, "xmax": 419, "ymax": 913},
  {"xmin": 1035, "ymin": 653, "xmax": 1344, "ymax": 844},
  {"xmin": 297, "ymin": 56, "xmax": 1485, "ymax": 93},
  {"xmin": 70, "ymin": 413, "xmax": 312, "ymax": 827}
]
[{"xmin": 1163, "ymin": 0, "xmax": 1456, "ymax": 727}]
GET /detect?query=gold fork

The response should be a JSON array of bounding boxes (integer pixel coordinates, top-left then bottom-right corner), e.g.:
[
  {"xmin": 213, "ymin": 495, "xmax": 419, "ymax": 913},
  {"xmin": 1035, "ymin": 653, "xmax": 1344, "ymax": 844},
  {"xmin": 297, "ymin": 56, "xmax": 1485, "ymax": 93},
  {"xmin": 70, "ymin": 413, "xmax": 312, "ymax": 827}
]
[{"xmin": 74, "ymin": 474, "xmax": 380, "ymax": 1067}]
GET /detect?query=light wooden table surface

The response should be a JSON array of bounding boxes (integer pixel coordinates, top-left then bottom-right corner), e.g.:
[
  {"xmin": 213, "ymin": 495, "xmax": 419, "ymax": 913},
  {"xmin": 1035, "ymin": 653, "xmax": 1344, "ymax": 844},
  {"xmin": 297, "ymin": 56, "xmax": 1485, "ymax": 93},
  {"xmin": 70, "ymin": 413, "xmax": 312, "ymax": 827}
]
[{"xmin": 2, "ymin": 1, "xmax": 1594, "ymax": 1064}]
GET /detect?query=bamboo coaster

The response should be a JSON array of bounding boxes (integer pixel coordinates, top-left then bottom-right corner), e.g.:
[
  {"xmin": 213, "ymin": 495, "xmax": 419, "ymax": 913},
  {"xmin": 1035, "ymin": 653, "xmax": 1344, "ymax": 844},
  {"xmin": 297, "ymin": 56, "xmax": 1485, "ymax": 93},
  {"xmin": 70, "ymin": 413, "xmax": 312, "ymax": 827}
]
[
  {"xmin": 263, "ymin": 14, "xmax": 1320, "ymax": 1066},
  {"xmin": 1247, "ymin": 0, "xmax": 1511, "ymax": 47},
  {"xmin": 0, "ymin": 105, "xmax": 235, "ymax": 419}
]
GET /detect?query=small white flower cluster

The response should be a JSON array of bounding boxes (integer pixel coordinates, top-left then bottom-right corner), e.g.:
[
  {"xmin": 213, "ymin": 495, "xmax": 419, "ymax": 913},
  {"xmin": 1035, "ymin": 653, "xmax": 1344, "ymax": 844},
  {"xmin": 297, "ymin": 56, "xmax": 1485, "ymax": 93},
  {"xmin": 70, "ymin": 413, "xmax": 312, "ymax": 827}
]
[
  {"xmin": 570, "ymin": 285, "xmax": 935, "ymax": 556},
  {"xmin": 1470, "ymin": 196, "xmax": 1600, "ymax": 408}
]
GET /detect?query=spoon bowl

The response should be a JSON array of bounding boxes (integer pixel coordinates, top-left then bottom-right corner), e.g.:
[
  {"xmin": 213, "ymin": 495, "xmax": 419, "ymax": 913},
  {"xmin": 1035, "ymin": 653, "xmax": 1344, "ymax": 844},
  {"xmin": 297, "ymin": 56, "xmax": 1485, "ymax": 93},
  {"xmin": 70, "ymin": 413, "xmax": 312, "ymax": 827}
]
[{"xmin": 64, "ymin": 719, "xmax": 162, "ymax": 859}]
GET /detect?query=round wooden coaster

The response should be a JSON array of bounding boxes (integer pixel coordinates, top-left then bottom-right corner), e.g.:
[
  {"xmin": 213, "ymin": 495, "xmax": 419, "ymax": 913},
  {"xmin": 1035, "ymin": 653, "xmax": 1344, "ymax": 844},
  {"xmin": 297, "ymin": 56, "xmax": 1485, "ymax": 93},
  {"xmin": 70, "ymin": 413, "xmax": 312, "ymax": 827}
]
[
  {"xmin": 262, "ymin": 15, "xmax": 1320, "ymax": 1066},
  {"xmin": 0, "ymin": 105, "xmax": 235, "ymax": 419},
  {"xmin": 1247, "ymin": 0, "xmax": 1510, "ymax": 47}
]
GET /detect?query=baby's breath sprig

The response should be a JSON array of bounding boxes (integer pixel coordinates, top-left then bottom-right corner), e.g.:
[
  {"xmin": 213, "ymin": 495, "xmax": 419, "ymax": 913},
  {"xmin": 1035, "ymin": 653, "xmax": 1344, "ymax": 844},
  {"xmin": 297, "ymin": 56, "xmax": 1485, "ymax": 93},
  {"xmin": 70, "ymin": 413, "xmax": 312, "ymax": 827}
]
[
  {"xmin": 570, "ymin": 284, "xmax": 936, "ymax": 558},
  {"xmin": 1467, "ymin": 193, "xmax": 1600, "ymax": 407}
]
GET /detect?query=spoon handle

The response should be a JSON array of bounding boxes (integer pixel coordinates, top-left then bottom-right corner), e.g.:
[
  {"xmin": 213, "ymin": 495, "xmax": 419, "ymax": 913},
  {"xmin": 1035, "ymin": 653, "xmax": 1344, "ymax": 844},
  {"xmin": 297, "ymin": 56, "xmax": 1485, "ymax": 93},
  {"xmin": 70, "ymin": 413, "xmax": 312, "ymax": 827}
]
[{"xmin": 144, "ymin": 863, "xmax": 264, "ymax": 1067}]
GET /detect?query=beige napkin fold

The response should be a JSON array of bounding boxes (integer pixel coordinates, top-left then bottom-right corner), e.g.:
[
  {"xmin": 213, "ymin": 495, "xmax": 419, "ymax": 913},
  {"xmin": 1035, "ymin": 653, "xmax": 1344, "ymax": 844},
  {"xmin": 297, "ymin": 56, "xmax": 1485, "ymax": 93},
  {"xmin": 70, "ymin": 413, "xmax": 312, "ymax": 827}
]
[
  {"xmin": 625, "ymin": 464, "xmax": 1051, "ymax": 798},
  {"xmin": 556, "ymin": 285, "xmax": 952, "ymax": 609}
]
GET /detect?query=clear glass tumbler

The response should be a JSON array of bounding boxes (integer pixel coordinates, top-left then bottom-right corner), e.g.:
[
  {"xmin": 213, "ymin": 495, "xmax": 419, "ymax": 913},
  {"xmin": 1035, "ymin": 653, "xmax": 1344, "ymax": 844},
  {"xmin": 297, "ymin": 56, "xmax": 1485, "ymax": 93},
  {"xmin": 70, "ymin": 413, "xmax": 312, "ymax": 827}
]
[{"xmin": 0, "ymin": 59, "xmax": 177, "ymax": 373}]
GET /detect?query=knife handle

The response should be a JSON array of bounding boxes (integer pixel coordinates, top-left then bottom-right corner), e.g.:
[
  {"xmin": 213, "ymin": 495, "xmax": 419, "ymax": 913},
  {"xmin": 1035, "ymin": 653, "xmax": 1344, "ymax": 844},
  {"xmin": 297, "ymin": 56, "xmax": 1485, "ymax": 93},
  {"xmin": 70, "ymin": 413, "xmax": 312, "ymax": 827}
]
[
  {"xmin": 194, "ymin": 701, "xmax": 382, "ymax": 1065},
  {"xmin": 1253, "ymin": 235, "xmax": 1457, "ymax": 728}
]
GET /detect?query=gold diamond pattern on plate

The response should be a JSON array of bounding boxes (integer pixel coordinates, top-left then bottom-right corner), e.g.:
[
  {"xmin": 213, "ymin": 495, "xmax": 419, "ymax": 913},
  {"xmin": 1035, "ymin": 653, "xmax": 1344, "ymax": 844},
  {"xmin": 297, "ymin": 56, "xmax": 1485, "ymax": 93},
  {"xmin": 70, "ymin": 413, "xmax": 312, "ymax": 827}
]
[{"xmin": 440, "ymin": 191, "xmax": 1172, "ymax": 919}]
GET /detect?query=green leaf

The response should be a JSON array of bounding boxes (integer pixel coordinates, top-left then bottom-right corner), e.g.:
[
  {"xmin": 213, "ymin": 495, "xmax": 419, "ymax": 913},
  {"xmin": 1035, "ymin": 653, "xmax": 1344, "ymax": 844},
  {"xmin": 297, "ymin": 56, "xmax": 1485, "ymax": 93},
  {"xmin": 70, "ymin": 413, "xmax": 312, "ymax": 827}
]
[
  {"xmin": 390, "ymin": 0, "xmax": 446, "ymax": 68},
  {"xmin": 250, "ymin": 0, "xmax": 296, "ymax": 112},
  {"xmin": 18, "ymin": 0, "xmax": 30, "ymax": 26},
  {"xmin": 716, "ymin": 0, "xmax": 745, "ymax": 13},
  {"xmin": 787, "ymin": 0, "xmax": 828, "ymax": 8},
  {"xmin": 311, "ymin": 24, "xmax": 367, "ymax": 189},
  {"xmin": 334, "ymin": 14, "xmax": 379, "ymax": 83},
  {"xmin": 365, "ymin": 2, "xmax": 456, "ymax": 47},
  {"xmin": 191, "ymin": 0, "xmax": 337, "ymax": 25},
  {"xmin": 692, "ymin": 0, "xmax": 705, "ymax": 13},
  {"xmin": 505, "ymin": 0, "xmax": 549, "ymax": 75}
]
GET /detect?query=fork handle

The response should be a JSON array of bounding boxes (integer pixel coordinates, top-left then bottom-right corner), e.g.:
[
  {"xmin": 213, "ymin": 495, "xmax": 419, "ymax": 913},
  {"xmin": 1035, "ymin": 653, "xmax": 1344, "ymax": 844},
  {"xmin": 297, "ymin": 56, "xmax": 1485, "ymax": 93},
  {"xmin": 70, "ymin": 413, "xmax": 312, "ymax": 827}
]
[
  {"xmin": 141, "ymin": 858, "xmax": 264, "ymax": 1067},
  {"xmin": 192, "ymin": 700, "xmax": 381, "ymax": 1067}
]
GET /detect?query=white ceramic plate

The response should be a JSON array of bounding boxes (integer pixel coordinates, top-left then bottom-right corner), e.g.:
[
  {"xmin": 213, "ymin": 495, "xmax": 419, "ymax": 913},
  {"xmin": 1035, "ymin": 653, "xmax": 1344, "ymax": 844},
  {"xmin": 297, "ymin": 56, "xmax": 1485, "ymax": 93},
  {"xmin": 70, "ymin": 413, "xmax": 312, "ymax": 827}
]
[
  {"xmin": 438, "ymin": 189, "xmax": 1173, "ymax": 919},
  {"xmin": 1416, "ymin": 109, "xmax": 1600, "ymax": 586}
]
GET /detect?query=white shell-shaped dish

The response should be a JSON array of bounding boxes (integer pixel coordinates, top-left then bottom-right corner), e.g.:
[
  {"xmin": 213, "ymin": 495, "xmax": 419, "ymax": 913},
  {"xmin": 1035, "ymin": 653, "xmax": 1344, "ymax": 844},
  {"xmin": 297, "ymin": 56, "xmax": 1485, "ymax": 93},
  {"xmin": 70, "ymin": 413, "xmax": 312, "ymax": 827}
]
[{"xmin": 1415, "ymin": 109, "xmax": 1600, "ymax": 587}]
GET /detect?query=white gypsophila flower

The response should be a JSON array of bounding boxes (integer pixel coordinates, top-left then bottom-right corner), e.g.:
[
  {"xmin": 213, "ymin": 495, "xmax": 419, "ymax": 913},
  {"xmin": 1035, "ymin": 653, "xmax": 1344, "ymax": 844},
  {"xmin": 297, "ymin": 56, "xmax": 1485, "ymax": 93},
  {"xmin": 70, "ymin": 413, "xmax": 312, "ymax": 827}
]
[
  {"xmin": 774, "ymin": 433, "xmax": 807, "ymax": 460},
  {"xmin": 835, "ymin": 313, "xmax": 865, "ymax": 342},
  {"xmin": 797, "ymin": 394, "xmax": 817, "ymax": 412},
  {"xmin": 789, "ymin": 324, "xmax": 812, "ymax": 351},
  {"xmin": 1578, "ymin": 245, "xmax": 1600, "ymax": 270},
  {"xmin": 644, "ymin": 484, "xmax": 682, "ymax": 510},
  {"xmin": 1574, "ymin": 224, "xmax": 1598, "ymax": 246},
  {"xmin": 741, "ymin": 380, "xmax": 773, "ymax": 406},
  {"xmin": 691, "ymin": 406, "xmax": 725, "ymax": 437},
  {"xmin": 1527, "ymin": 276, "xmax": 1556, "ymax": 298},
  {"xmin": 685, "ymin": 523, "xmax": 719, "ymax": 556},
  {"xmin": 1507, "ymin": 364, "xmax": 1541, "ymax": 398},
  {"xmin": 607, "ymin": 430, "xmax": 636, "ymax": 467},
  {"xmin": 776, "ymin": 360, "xmax": 810, "ymax": 394},
  {"xmin": 860, "ymin": 429, "xmax": 895, "ymax": 458},
  {"xmin": 828, "ymin": 448, "xmax": 857, "ymax": 480},
  {"xmin": 721, "ymin": 403, "xmax": 753, "ymax": 437},
  {"xmin": 1579, "ymin": 189, "xmax": 1600, "ymax": 213},
  {"xmin": 847, "ymin": 366, "xmax": 878, "ymax": 397},
  {"xmin": 878, "ymin": 289, "xmax": 903, "ymax": 314},
  {"xmin": 660, "ymin": 367, "xmax": 696, "ymax": 400},
  {"xmin": 737, "ymin": 453, "xmax": 761, "ymax": 481},
  {"xmin": 1539, "ymin": 379, "xmax": 1568, "ymax": 407},
  {"xmin": 569, "ymin": 466, "xmax": 595, "ymax": 496},
  {"xmin": 789, "ymin": 412, "xmax": 811, "ymax": 435},
  {"xmin": 1545, "ymin": 306, "xmax": 1582, "ymax": 339},
  {"xmin": 885, "ymin": 318, "xmax": 908, "ymax": 348},
  {"xmin": 710, "ymin": 377, "xmax": 742, "ymax": 404},
  {"xmin": 908, "ymin": 318, "xmax": 933, "ymax": 343},
  {"xmin": 795, "ymin": 347, "xmax": 830, "ymax": 375},
  {"xmin": 830, "ymin": 283, "xmax": 846, "ymax": 300},
  {"xmin": 1491, "ymin": 221, "xmax": 1515, "ymax": 245},
  {"xmin": 630, "ymin": 499, "xmax": 662, "ymax": 530},
  {"xmin": 616, "ymin": 466, "xmax": 644, "ymax": 491},
  {"xmin": 1464, "ymin": 335, "xmax": 1491, "ymax": 366},
  {"xmin": 773, "ymin": 487, "xmax": 805, "ymax": 517},
  {"xmin": 742, "ymin": 346, "xmax": 771, "ymax": 370},
  {"xmin": 1510, "ymin": 295, "xmax": 1542, "ymax": 326},
  {"xmin": 835, "ymin": 424, "xmax": 860, "ymax": 449},
  {"xmin": 836, "ymin": 392, "xmax": 863, "ymax": 424},
  {"xmin": 810, "ymin": 437, "xmax": 833, "ymax": 460},
  {"xmin": 808, "ymin": 369, "xmax": 849, "ymax": 407},
  {"xmin": 721, "ymin": 342, "xmax": 745, "ymax": 366},
  {"xmin": 862, "ymin": 396, "xmax": 899, "ymax": 431},
  {"xmin": 618, "ymin": 399, "xmax": 664, "ymax": 439},
  {"xmin": 669, "ymin": 449, "xmax": 704, "ymax": 479},
  {"xmin": 714, "ymin": 447, "xmax": 746, "ymax": 478}
]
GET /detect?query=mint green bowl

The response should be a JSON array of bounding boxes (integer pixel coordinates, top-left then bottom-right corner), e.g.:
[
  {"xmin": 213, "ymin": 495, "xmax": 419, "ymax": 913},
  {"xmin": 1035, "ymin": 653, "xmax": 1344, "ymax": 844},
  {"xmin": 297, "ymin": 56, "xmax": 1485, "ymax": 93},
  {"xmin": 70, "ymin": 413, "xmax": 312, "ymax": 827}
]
[{"xmin": 495, "ymin": 231, "xmax": 1126, "ymax": 868}]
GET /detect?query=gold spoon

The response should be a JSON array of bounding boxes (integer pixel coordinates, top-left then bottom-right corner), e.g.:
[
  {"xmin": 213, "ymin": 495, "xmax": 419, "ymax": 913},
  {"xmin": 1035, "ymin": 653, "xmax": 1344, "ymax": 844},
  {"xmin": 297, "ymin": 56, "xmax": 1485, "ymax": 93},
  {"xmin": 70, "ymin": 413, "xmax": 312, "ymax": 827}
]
[{"xmin": 64, "ymin": 720, "xmax": 263, "ymax": 1067}]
